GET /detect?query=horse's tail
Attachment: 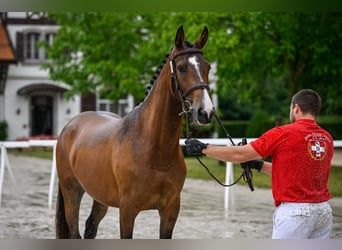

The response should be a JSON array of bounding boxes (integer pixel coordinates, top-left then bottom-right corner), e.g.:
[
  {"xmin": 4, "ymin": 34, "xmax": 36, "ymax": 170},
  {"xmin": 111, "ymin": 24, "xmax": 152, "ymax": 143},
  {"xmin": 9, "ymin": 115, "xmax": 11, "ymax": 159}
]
[{"xmin": 55, "ymin": 186, "xmax": 69, "ymax": 238}]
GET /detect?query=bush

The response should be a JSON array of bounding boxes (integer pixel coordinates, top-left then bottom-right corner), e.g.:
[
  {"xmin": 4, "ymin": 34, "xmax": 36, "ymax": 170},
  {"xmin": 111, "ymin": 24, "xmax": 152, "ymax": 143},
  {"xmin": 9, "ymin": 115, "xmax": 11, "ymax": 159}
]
[
  {"xmin": 217, "ymin": 120, "xmax": 249, "ymax": 138},
  {"xmin": 0, "ymin": 120, "xmax": 8, "ymax": 141},
  {"xmin": 246, "ymin": 110, "xmax": 274, "ymax": 138},
  {"xmin": 317, "ymin": 116, "xmax": 342, "ymax": 139},
  {"xmin": 180, "ymin": 116, "xmax": 216, "ymax": 138}
]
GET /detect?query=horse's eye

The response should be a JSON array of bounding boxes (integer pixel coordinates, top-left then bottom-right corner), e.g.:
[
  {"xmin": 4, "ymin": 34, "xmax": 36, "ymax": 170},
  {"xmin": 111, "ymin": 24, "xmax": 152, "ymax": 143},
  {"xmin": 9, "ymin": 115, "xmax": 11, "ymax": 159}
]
[{"xmin": 177, "ymin": 65, "xmax": 186, "ymax": 73}]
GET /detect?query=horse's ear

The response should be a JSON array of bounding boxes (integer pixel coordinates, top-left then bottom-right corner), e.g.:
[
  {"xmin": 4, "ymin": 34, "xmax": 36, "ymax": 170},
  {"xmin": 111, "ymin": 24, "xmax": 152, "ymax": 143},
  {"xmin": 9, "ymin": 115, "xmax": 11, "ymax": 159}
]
[
  {"xmin": 195, "ymin": 26, "xmax": 208, "ymax": 49},
  {"xmin": 174, "ymin": 25, "xmax": 185, "ymax": 50}
]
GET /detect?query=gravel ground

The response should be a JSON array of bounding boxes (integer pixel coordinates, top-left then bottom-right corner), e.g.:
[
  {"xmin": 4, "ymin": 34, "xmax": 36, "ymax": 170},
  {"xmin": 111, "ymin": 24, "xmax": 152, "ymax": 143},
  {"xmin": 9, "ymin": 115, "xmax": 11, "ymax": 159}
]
[{"xmin": 0, "ymin": 154, "xmax": 341, "ymax": 239}]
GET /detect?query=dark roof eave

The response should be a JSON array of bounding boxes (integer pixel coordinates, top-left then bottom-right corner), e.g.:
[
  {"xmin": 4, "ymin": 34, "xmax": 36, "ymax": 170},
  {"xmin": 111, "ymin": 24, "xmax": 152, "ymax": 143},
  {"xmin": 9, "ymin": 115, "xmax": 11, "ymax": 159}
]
[{"xmin": 17, "ymin": 83, "xmax": 69, "ymax": 96}]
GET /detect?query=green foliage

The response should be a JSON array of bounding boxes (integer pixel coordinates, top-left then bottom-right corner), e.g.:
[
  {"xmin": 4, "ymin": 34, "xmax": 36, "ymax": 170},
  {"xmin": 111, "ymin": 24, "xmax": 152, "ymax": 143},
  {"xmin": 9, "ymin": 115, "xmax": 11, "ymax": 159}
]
[
  {"xmin": 43, "ymin": 12, "xmax": 342, "ymax": 117},
  {"xmin": 181, "ymin": 119, "xmax": 216, "ymax": 138},
  {"xmin": 0, "ymin": 120, "xmax": 8, "ymax": 141},
  {"xmin": 213, "ymin": 12, "xmax": 342, "ymax": 118},
  {"xmin": 317, "ymin": 116, "xmax": 342, "ymax": 139},
  {"xmin": 246, "ymin": 110, "xmax": 274, "ymax": 138},
  {"xmin": 217, "ymin": 120, "xmax": 249, "ymax": 138},
  {"xmin": 42, "ymin": 12, "xmax": 148, "ymax": 100}
]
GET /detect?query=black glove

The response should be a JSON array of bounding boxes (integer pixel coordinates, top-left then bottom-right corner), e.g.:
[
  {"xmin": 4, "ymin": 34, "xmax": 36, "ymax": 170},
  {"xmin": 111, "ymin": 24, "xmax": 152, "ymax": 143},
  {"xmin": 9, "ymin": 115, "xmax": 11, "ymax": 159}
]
[
  {"xmin": 184, "ymin": 139, "xmax": 208, "ymax": 156},
  {"xmin": 240, "ymin": 159, "xmax": 264, "ymax": 172}
]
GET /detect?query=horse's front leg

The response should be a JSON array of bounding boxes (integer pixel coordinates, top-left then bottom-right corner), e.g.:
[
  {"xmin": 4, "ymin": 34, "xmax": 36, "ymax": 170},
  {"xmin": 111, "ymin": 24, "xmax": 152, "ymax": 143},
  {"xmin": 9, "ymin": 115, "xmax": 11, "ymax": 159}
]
[
  {"xmin": 158, "ymin": 195, "xmax": 180, "ymax": 239},
  {"xmin": 119, "ymin": 203, "xmax": 139, "ymax": 239}
]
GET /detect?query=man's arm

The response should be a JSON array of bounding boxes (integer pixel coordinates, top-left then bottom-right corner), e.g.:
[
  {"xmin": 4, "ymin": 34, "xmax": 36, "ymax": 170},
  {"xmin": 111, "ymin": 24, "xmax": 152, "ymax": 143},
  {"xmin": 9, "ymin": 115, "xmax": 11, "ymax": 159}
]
[
  {"xmin": 184, "ymin": 138, "xmax": 272, "ymax": 175},
  {"xmin": 260, "ymin": 161, "xmax": 272, "ymax": 175},
  {"xmin": 203, "ymin": 143, "xmax": 260, "ymax": 162},
  {"xmin": 203, "ymin": 143, "xmax": 272, "ymax": 175}
]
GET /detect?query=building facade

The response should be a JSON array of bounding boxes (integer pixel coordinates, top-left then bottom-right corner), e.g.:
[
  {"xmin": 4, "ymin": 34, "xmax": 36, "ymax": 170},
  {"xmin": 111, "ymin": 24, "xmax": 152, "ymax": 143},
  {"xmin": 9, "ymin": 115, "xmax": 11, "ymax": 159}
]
[{"xmin": 0, "ymin": 12, "xmax": 134, "ymax": 140}]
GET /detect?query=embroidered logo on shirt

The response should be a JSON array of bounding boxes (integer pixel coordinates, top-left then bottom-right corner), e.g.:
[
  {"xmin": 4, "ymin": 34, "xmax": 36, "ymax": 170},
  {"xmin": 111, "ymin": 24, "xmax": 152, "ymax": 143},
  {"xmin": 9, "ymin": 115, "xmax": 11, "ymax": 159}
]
[{"xmin": 308, "ymin": 140, "xmax": 327, "ymax": 160}]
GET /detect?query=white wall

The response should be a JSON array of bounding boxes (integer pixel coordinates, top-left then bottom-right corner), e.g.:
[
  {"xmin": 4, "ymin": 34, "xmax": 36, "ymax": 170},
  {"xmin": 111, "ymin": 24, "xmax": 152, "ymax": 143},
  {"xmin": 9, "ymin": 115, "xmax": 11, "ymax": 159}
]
[
  {"xmin": 2, "ymin": 19, "xmax": 81, "ymax": 140},
  {"xmin": 4, "ymin": 76, "xmax": 81, "ymax": 140}
]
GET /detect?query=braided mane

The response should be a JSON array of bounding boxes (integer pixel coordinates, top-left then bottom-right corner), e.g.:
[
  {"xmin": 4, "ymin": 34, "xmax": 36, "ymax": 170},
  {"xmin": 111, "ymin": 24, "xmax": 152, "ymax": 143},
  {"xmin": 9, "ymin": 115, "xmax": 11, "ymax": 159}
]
[{"xmin": 135, "ymin": 53, "xmax": 169, "ymax": 106}]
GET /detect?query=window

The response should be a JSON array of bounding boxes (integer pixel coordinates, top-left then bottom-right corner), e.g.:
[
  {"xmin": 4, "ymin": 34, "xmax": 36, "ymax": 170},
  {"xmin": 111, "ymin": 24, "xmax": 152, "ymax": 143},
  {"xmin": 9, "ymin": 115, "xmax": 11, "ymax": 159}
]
[
  {"xmin": 16, "ymin": 30, "xmax": 56, "ymax": 63},
  {"xmin": 26, "ymin": 32, "xmax": 40, "ymax": 60},
  {"xmin": 98, "ymin": 99, "xmax": 114, "ymax": 113},
  {"xmin": 44, "ymin": 32, "xmax": 55, "ymax": 59},
  {"xmin": 97, "ymin": 97, "xmax": 132, "ymax": 117}
]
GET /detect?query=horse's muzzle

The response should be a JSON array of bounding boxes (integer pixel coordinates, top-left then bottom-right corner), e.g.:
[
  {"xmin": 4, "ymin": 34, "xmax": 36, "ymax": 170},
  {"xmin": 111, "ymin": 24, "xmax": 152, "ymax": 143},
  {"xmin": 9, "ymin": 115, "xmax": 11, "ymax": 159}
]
[{"xmin": 194, "ymin": 107, "xmax": 214, "ymax": 125}]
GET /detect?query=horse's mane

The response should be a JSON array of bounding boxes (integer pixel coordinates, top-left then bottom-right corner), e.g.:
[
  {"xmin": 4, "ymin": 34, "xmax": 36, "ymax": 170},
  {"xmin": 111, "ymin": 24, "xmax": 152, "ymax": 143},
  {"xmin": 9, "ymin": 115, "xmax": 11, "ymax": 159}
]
[
  {"xmin": 135, "ymin": 41, "xmax": 195, "ymax": 107},
  {"xmin": 134, "ymin": 53, "xmax": 169, "ymax": 107}
]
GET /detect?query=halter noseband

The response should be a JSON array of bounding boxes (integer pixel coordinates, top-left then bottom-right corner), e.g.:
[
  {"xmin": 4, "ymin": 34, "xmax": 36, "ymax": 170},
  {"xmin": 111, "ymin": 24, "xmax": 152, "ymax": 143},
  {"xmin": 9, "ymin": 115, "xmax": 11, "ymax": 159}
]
[{"xmin": 170, "ymin": 48, "xmax": 210, "ymax": 105}]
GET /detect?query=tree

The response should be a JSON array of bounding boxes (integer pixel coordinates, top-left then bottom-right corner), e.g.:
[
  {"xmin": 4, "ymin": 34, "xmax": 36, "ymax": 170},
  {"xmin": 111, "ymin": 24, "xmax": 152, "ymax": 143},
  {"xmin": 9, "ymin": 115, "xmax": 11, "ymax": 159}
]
[
  {"xmin": 43, "ymin": 12, "xmax": 342, "ymax": 118},
  {"xmin": 211, "ymin": 12, "xmax": 342, "ymax": 117},
  {"xmin": 43, "ymin": 12, "xmax": 148, "ymax": 100}
]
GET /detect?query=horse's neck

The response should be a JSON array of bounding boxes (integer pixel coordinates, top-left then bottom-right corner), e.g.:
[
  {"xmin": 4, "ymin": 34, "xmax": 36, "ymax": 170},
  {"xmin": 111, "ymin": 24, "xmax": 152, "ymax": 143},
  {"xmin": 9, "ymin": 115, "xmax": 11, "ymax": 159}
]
[{"xmin": 137, "ymin": 77, "xmax": 182, "ymax": 148}]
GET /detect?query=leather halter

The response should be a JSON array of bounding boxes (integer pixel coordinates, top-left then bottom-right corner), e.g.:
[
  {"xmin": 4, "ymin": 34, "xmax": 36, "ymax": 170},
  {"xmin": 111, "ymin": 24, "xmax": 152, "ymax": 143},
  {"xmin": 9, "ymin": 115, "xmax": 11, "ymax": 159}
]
[{"xmin": 169, "ymin": 48, "xmax": 210, "ymax": 105}]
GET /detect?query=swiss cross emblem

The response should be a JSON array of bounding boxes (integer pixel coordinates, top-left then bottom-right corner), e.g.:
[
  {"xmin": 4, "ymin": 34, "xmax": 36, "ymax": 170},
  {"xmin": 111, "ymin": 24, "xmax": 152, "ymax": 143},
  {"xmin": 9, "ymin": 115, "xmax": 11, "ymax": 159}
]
[{"xmin": 308, "ymin": 140, "xmax": 327, "ymax": 160}]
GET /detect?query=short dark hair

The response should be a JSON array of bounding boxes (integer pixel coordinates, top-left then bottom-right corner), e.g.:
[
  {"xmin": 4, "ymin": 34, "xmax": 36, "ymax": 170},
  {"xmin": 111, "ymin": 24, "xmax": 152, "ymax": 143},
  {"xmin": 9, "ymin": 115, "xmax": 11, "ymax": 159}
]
[{"xmin": 291, "ymin": 89, "xmax": 321, "ymax": 116}]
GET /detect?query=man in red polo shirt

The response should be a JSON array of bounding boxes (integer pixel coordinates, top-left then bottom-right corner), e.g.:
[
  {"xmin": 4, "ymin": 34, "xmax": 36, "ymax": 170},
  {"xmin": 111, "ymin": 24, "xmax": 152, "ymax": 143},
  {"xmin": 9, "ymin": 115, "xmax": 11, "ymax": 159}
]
[{"xmin": 185, "ymin": 89, "xmax": 334, "ymax": 239}]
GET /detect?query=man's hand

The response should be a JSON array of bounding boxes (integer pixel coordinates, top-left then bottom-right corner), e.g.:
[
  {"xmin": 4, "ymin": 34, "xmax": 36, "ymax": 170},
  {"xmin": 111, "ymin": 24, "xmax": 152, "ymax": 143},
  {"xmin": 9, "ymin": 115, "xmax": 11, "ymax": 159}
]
[
  {"xmin": 238, "ymin": 137, "xmax": 263, "ymax": 172},
  {"xmin": 184, "ymin": 139, "xmax": 208, "ymax": 156},
  {"xmin": 240, "ymin": 159, "xmax": 264, "ymax": 172}
]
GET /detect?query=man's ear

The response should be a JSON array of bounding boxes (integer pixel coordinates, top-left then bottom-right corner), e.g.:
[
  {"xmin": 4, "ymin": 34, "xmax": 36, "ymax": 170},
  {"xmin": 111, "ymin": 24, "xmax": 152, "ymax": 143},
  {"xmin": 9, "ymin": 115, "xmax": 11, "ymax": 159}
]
[{"xmin": 294, "ymin": 104, "xmax": 301, "ymax": 114}]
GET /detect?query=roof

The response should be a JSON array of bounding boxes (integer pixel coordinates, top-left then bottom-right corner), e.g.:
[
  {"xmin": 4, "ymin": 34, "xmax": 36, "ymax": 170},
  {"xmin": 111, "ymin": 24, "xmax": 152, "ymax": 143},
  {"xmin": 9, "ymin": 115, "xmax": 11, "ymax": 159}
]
[{"xmin": 0, "ymin": 20, "xmax": 16, "ymax": 63}]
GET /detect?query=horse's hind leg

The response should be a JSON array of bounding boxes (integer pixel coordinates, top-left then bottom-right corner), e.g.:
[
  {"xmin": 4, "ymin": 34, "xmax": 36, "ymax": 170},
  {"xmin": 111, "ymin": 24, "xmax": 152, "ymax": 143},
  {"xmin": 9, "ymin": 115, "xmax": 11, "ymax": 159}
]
[
  {"xmin": 59, "ymin": 183, "xmax": 84, "ymax": 239},
  {"xmin": 84, "ymin": 200, "xmax": 108, "ymax": 239}
]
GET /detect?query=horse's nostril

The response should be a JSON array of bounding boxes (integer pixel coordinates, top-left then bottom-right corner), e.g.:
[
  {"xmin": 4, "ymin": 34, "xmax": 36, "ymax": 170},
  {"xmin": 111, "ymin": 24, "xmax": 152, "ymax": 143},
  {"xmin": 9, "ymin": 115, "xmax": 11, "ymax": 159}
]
[
  {"xmin": 197, "ymin": 108, "xmax": 213, "ymax": 124},
  {"xmin": 198, "ymin": 108, "xmax": 206, "ymax": 118}
]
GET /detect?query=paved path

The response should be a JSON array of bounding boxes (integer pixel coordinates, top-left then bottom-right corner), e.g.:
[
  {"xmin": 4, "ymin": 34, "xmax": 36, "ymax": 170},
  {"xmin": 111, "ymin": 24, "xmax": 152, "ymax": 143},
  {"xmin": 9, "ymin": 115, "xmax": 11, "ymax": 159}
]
[{"xmin": 0, "ymin": 155, "xmax": 341, "ymax": 239}]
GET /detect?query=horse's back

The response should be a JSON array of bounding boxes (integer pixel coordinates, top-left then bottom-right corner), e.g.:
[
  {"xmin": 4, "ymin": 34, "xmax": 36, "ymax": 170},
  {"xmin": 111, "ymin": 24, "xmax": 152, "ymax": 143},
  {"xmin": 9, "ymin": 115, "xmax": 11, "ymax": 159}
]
[{"xmin": 59, "ymin": 110, "xmax": 121, "ymax": 142}]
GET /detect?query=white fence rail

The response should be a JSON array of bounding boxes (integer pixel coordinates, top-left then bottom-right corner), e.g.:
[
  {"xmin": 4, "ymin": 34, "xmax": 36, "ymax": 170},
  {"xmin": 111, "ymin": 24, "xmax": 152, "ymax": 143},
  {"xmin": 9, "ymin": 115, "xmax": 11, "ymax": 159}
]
[
  {"xmin": 0, "ymin": 140, "xmax": 57, "ymax": 208},
  {"xmin": 1, "ymin": 139, "xmax": 342, "ymax": 209}
]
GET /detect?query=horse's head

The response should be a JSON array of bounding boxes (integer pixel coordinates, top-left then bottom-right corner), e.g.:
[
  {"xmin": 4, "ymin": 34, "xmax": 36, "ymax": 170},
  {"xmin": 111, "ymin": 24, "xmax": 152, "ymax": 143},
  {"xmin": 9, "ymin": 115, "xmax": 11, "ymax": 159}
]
[{"xmin": 170, "ymin": 26, "xmax": 214, "ymax": 125}]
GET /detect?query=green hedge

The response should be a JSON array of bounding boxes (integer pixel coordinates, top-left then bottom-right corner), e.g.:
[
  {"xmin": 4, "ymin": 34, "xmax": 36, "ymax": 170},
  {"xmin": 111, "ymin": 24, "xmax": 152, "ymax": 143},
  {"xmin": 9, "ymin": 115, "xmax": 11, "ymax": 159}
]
[
  {"xmin": 217, "ymin": 120, "xmax": 249, "ymax": 138},
  {"xmin": 317, "ymin": 116, "xmax": 342, "ymax": 139},
  {"xmin": 182, "ymin": 114, "xmax": 342, "ymax": 140},
  {"xmin": 0, "ymin": 120, "xmax": 8, "ymax": 141},
  {"xmin": 246, "ymin": 110, "xmax": 274, "ymax": 138},
  {"xmin": 217, "ymin": 110, "xmax": 275, "ymax": 138}
]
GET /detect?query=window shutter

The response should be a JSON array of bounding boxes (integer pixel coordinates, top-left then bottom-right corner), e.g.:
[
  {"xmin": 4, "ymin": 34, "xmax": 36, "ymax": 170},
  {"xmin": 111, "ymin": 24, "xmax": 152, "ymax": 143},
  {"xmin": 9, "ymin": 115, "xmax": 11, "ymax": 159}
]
[
  {"xmin": 81, "ymin": 93, "xmax": 97, "ymax": 112},
  {"xmin": 16, "ymin": 32, "xmax": 24, "ymax": 62}
]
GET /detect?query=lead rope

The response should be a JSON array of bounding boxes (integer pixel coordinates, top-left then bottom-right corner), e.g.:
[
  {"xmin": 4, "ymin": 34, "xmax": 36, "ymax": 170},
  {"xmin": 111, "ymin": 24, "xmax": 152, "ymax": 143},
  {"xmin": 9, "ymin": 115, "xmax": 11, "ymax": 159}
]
[
  {"xmin": 213, "ymin": 112, "xmax": 254, "ymax": 190},
  {"xmin": 189, "ymin": 111, "xmax": 255, "ymax": 191}
]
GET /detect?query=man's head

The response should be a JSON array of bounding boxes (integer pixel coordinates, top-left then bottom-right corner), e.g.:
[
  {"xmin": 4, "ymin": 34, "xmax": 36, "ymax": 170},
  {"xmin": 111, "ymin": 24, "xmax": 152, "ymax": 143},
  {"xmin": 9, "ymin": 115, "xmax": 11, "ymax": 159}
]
[{"xmin": 290, "ymin": 89, "xmax": 321, "ymax": 123}]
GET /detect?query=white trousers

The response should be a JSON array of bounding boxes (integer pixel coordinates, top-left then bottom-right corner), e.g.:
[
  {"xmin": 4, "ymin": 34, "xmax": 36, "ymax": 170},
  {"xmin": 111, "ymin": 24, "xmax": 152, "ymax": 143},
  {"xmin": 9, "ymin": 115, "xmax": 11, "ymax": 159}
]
[{"xmin": 272, "ymin": 201, "xmax": 333, "ymax": 239}]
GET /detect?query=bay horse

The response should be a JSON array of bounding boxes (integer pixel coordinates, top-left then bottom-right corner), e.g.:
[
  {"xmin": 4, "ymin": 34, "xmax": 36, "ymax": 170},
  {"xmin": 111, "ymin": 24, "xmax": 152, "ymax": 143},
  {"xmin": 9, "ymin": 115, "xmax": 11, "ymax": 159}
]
[{"xmin": 55, "ymin": 26, "xmax": 214, "ymax": 239}]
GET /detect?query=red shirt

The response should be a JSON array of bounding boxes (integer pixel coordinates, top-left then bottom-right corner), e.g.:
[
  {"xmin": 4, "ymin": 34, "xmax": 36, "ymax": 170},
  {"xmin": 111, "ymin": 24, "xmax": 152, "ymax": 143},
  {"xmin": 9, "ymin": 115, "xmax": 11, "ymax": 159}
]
[{"xmin": 250, "ymin": 119, "xmax": 333, "ymax": 206}]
